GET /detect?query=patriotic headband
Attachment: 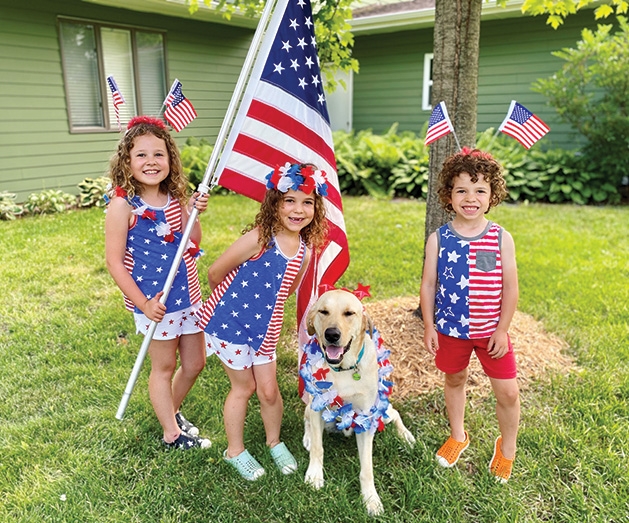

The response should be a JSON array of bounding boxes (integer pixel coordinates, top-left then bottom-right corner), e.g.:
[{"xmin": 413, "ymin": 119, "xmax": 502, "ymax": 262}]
[
  {"xmin": 265, "ymin": 162, "xmax": 329, "ymax": 196},
  {"xmin": 126, "ymin": 115, "xmax": 167, "ymax": 132},
  {"xmin": 458, "ymin": 146, "xmax": 494, "ymax": 161}
]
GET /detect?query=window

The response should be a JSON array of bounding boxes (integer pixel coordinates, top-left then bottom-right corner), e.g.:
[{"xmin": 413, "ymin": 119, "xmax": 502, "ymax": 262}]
[
  {"xmin": 422, "ymin": 53, "xmax": 433, "ymax": 111},
  {"xmin": 58, "ymin": 18, "xmax": 167, "ymax": 132}
]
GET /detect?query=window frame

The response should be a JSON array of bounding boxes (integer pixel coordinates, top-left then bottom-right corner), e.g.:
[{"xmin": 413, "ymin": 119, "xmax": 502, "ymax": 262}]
[
  {"xmin": 57, "ymin": 16, "xmax": 169, "ymax": 133},
  {"xmin": 422, "ymin": 52, "xmax": 434, "ymax": 112}
]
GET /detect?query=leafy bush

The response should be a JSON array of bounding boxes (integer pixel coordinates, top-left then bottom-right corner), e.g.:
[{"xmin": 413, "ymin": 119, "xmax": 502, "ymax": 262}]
[
  {"xmin": 78, "ymin": 177, "xmax": 110, "ymax": 208},
  {"xmin": 23, "ymin": 189, "xmax": 76, "ymax": 215},
  {"xmin": 532, "ymin": 16, "xmax": 629, "ymax": 188},
  {"xmin": 0, "ymin": 191, "xmax": 23, "ymax": 220},
  {"xmin": 180, "ymin": 137, "xmax": 230, "ymax": 195}
]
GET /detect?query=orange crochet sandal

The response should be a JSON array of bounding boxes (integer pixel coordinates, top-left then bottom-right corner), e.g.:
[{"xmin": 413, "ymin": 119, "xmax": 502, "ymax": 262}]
[
  {"xmin": 489, "ymin": 436, "xmax": 514, "ymax": 483},
  {"xmin": 436, "ymin": 431, "xmax": 469, "ymax": 468}
]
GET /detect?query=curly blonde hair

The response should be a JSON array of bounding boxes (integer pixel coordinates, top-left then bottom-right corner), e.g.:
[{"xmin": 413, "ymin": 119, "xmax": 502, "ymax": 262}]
[
  {"xmin": 244, "ymin": 169, "xmax": 329, "ymax": 251},
  {"xmin": 437, "ymin": 148, "xmax": 508, "ymax": 213},
  {"xmin": 107, "ymin": 116, "xmax": 188, "ymax": 205}
]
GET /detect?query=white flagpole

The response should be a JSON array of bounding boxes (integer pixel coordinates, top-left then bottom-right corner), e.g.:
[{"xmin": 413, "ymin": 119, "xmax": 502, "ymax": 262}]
[{"xmin": 115, "ymin": 0, "xmax": 280, "ymax": 420}]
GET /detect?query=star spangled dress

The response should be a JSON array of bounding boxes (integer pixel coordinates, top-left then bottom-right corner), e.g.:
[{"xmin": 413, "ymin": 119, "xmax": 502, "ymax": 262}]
[
  {"xmin": 435, "ymin": 221, "xmax": 504, "ymax": 340},
  {"xmin": 122, "ymin": 194, "xmax": 202, "ymax": 314},
  {"xmin": 197, "ymin": 237, "xmax": 306, "ymax": 369}
]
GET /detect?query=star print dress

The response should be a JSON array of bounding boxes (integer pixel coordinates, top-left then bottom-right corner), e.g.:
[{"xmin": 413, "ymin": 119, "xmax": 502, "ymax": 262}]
[
  {"xmin": 121, "ymin": 194, "xmax": 202, "ymax": 314},
  {"xmin": 197, "ymin": 237, "xmax": 306, "ymax": 367},
  {"xmin": 435, "ymin": 221, "xmax": 503, "ymax": 340}
]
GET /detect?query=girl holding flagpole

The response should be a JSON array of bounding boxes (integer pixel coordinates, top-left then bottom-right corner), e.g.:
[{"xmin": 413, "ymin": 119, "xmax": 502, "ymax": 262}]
[
  {"xmin": 105, "ymin": 116, "xmax": 210, "ymax": 450},
  {"xmin": 196, "ymin": 163, "xmax": 328, "ymax": 481}
]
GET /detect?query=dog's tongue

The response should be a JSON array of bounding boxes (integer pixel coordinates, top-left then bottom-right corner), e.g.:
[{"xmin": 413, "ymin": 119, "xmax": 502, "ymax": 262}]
[{"xmin": 325, "ymin": 345, "xmax": 344, "ymax": 361}]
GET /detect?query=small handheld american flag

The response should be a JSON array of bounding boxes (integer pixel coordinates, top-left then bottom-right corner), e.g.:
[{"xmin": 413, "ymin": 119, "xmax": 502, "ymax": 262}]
[
  {"xmin": 106, "ymin": 76, "xmax": 125, "ymax": 131},
  {"xmin": 163, "ymin": 79, "xmax": 197, "ymax": 132},
  {"xmin": 425, "ymin": 101, "xmax": 455, "ymax": 146},
  {"xmin": 499, "ymin": 101, "xmax": 550, "ymax": 149}
]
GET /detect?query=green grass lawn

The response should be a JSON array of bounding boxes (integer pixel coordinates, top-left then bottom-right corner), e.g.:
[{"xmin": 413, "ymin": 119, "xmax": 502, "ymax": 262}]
[{"xmin": 0, "ymin": 195, "xmax": 627, "ymax": 522}]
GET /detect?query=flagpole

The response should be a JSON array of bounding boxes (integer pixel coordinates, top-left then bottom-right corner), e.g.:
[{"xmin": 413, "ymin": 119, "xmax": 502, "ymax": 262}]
[{"xmin": 115, "ymin": 0, "xmax": 280, "ymax": 420}]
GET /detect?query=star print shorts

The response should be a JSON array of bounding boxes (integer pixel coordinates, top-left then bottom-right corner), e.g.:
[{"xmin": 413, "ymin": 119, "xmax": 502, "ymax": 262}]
[
  {"xmin": 133, "ymin": 302, "xmax": 203, "ymax": 341},
  {"xmin": 435, "ymin": 332, "xmax": 517, "ymax": 380},
  {"xmin": 205, "ymin": 333, "xmax": 276, "ymax": 370}
]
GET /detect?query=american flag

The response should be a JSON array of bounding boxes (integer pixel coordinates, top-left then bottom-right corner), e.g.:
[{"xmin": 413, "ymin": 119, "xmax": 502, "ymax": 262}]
[
  {"xmin": 163, "ymin": 79, "xmax": 197, "ymax": 132},
  {"xmin": 425, "ymin": 101, "xmax": 455, "ymax": 145},
  {"xmin": 212, "ymin": 0, "xmax": 349, "ymax": 373},
  {"xmin": 107, "ymin": 76, "xmax": 125, "ymax": 130},
  {"xmin": 499, "ymin": 100, "xmax": 550, "ymax": 149}
]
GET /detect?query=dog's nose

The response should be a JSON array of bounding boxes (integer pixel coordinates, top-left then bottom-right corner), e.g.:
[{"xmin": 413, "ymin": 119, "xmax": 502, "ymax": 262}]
[{"xmin": 324, "ymin": 327, "xmax": 341, "ymax": 344}]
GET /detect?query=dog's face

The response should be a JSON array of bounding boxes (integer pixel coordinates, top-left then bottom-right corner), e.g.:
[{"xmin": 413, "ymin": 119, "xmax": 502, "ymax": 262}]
[{"xmin": 306, "ymin": 290, "xmax": 373, "ymax": 366}]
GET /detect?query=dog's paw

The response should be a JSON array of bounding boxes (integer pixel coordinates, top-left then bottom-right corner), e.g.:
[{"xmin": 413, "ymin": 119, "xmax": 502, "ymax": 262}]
[
  {"xmin": 401, "ymin": 429, "xmax": 416, "ymax": 447},
  {"xmin": 305, "ymin": 467, "xmax": 324, "ymax": 490},
  {"xmin": 364, "ymin": 494, "xmax": 384, "ymax": 516}
]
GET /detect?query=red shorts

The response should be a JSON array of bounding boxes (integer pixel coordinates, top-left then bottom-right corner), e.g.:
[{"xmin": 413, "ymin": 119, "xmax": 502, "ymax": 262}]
[{"xmin": 435, "ymin": 332, "xmax": 517, "ymax": 380}]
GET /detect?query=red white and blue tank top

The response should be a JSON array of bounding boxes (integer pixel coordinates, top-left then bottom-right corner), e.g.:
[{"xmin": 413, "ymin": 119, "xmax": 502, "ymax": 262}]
[
  {"xmin": 435, "ymin": 221, "xmax": 503, "ymax": 339},
  {"xmin": 197, "ymin": 237, "xmax": 306, "ymax": 357},
  {"xmin": 122, "ymin": 194, "xmax": 202, "ymax": 313}
]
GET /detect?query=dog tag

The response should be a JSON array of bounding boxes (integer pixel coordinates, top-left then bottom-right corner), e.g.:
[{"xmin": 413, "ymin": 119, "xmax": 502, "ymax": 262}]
[{"xmin": 352, "ymin": 371, "xmax": 361, "ymax": 381}]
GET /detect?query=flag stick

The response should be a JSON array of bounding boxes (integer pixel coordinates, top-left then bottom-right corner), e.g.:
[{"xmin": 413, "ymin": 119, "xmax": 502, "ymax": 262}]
[{"xmin": 115, "ymin": 0, "xmax": 279, "ymax": 420}]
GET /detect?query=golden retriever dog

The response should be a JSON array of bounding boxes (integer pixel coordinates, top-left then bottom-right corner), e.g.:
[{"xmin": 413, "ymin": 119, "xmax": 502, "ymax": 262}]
[{"xmin": 300, "ymin": 289, "xmax": 416, "ymax": 516}]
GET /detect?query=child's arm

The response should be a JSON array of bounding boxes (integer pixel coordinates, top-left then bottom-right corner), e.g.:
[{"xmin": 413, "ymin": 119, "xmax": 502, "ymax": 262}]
[
  {"xmin": 488, "ymin": 230, "xmax": 519, "ymax": 359},
  {"xmin": 288, "ymin": 247, "xmax": 312, "ymax": 296},
  {"xmin": 207, "ymin": 228, "xmax": 262, "ymax": 291},
  {"xmin": 181, "ymin": 192, "xmax": 209, "ymax": 245},
  {"xmin": 105, "ymin": 197, "xmax": 166, "ymax": 322},
  {"xmin": 420, "ymin": 231, "xmax": 439, "ymax": 356}
]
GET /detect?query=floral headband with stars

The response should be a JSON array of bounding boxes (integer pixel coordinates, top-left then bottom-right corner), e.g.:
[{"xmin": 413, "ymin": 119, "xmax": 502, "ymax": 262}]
[{"xmin": 265, "ymin": 162, "xmax": 329, "ymax": 196}]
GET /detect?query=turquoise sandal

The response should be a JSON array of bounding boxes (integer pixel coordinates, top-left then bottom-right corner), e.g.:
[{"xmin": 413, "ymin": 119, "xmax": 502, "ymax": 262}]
[
  {"xmin": 223, "ymin": 450, "xmax": 265, "ymax": 481},
  {"xmin": 270, "ymin": 442, "xmax": 298, "ymax": 475}
]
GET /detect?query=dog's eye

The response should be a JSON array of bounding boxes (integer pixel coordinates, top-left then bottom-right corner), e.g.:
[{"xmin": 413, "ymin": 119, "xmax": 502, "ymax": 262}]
[
  {"xmin": 319, "ymin": 310, "xmax": 329, "ymax": 316},
  {"xmin": 343, "ymin": 311, "xmax": 355, "ymax": 317}
]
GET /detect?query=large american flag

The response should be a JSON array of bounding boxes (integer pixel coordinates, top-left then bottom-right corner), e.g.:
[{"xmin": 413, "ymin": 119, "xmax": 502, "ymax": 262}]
[
  {"xmin": 425, "ymin": 101, "xmax": 454, "ymax": 145},
  {"xmin": 212, "ymin": 0, "xmax": 349, "ymax": 354},
  {"xmin": 164, "ymin": 79, "xmax": 198, "ymax": 132},
  {"xmin": 107, "ymin": 76, "xmax": 125, "ymax": 130},
  {"xmin": 499, "ymin": 100, "xmax": 550, "ymax": 149}
]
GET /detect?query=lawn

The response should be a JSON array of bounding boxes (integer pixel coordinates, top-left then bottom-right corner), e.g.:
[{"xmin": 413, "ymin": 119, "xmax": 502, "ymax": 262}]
[{"xmin": 0, "ymin": 195, "xmax": 627, "ymax": 522}]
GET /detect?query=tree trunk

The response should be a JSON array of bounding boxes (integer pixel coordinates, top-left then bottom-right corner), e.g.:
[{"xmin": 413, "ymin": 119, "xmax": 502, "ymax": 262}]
[
  {"xmin": 417, "ymin": 0, "xmax": 482, "ymax": 317},
  {"xmin": 425, "ymin": 0, "xmax": 483, "ymax": 243}
]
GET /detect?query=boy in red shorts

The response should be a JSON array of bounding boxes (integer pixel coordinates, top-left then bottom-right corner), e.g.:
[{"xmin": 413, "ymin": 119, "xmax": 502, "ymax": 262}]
[{"xmin": 420, "ymin": 148, "xmax": 520, "ymax": 483}]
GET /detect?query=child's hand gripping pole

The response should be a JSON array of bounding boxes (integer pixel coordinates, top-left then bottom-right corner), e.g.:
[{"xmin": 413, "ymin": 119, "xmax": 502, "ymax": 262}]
[{"xmin": 115, "ymin": 182, "xmax": 211, "ymax": 420}]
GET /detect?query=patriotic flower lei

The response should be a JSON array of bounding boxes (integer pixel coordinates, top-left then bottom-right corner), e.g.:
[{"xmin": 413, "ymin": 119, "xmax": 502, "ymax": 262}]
[
  {"xmin": 112, "ymin": 186, "xmax": 203, "ymax": 259},
  {"xmin": 265, "ymin": 162, "xmax": 329, "ymax": 196},
  {"xmin": 299, "ymin": 327, "xmax": 394, "ymax": 435}
]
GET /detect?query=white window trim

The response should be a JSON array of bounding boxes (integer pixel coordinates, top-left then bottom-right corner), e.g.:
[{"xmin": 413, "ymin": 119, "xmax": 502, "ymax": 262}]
[{"xmin": 422, "ymin": 53, "xmax": 433, "ymax": 111}]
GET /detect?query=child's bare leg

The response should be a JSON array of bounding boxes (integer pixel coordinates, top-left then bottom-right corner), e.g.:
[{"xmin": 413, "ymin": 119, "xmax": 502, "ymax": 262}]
[
  {"xmin": 148, "ymin": 338, "xmax": 180, "ymax": 442},
  {"xmin": 171, "ymin": 332, "xmax": 206, "ymax": 411},
  {"xmin": 489, "ymin": 377, "xmax": 520, "ymax": 458},
  {"xmin": 253, "ymin": 361, "xmax": 283, "ymax": 448},
  {"xmin": 222, "ymin": 365, "xmax": 256, "ymax": 457},
  {"xmin": 444, "ymin": 369, "xmax": 468, "ymax": 441}
]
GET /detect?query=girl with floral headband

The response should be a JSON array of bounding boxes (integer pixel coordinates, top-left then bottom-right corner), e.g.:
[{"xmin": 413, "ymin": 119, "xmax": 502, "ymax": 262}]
[
  {"xmin": 420, "ymin": 147, "xmax": 520, "ymax": 483},
  {"xmin": 105, "ymin": 116, "xmax": 211, "ymax": 450},
  {"xmin": 196, "ymin": 162, "xmax": 329, "ymax": 480}
]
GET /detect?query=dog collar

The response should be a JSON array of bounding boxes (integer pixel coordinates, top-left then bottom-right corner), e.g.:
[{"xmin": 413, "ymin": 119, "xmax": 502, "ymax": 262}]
[
  {"xmin": 329, "ymin": 344, "xmax": 365, "ymax": 380},
  {"xmin": 299, "ymin": 328, "xmax": 394, "ymax": 435}
]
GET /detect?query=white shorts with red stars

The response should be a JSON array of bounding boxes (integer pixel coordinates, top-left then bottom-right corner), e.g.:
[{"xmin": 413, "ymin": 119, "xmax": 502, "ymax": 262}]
[
  {"xmin": 133, "ymin": 303, "xmax": 203, "ymax": 341},
  {"xmin": 205, "ymin": 333, "xmax": 276, "ymax": 370}
]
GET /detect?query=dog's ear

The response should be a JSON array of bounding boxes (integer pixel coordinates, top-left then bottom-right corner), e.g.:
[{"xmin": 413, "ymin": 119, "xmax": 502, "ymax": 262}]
[
  {"xmin": 306, "ymin": 306, "xmax": 317, "ymax": 336},
  {"xmin": 363, "ymin": 309, "xmax": 375, "ymax": 337}
]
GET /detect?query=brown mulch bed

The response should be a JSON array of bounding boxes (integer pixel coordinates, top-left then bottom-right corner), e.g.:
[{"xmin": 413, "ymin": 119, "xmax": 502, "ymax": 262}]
[{"xmin": 364, "ymin": 296, "xmax": 575, "ymax": 399}]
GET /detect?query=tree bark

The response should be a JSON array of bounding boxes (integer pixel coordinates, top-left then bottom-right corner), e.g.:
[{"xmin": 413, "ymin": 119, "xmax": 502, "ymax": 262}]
[{"xmin": 425, "ymin": 0, "xmax": 483, "ymax": 242}]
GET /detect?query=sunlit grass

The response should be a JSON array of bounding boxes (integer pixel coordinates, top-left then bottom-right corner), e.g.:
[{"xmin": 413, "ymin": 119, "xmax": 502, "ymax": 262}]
[{"xmin": 0, "ymin": 196, "xmax": 627, "ymax": 522}]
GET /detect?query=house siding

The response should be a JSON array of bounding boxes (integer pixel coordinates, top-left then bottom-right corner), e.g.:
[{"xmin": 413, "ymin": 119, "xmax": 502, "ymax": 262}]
[
  {"xmin": 352, "ymin": 9, "xmax": 599, "ymax": 149},
  {"xmin": 0, "ymin": 0, "xmax": 252, "ymax": 201}
]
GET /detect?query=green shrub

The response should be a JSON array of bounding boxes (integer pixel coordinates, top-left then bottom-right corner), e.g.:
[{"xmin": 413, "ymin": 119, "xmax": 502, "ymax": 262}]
[
  {"xmin": 77, "ymin": 176, "xmax": 110, "ymax": 208},
  {"xmin": 23, "ymin": 189, "xmax": 76, "ymax": 215},
  {"xmin": 0, "ymin": 191, "xmax": 23, "ymax": 220},
  {"xmin": 180, "ymin": 137, "xmax": 230, "ymax": 195}
]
